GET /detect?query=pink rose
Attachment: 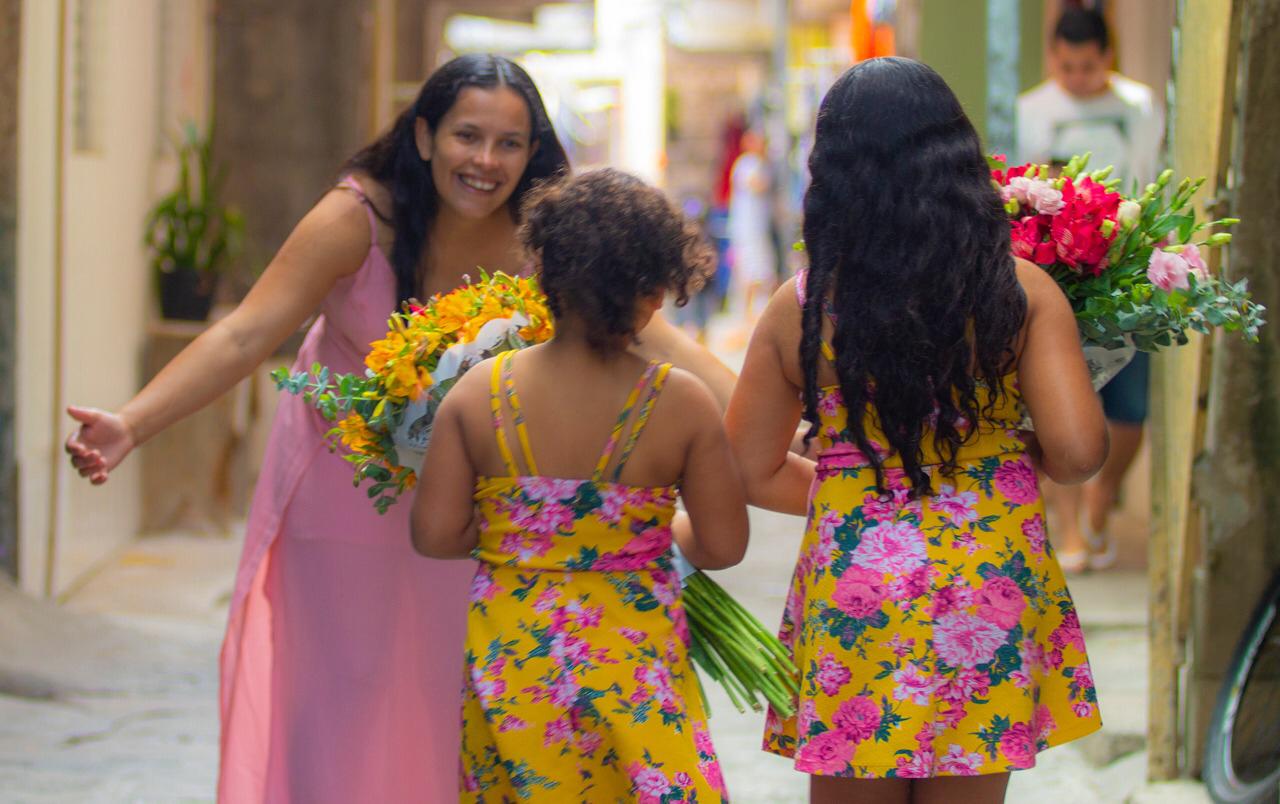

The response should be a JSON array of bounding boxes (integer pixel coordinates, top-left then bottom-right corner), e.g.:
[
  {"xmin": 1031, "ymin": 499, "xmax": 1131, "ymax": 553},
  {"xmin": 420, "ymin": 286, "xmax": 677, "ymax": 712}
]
[
  {"xmin": 629, "ymin": 762, "xmax": 670, "ymax": 801},
  {"xmin": 617, "ymin": 626, "xmax": 646, "ymax": 644},
  {"xmin": 888, "ymin": 565, "xmax": 931, "ymax": 603},
  {"xmin": 933, "ymin": 612, "xmax": 1007, "ymax": 668},
  {"xmin": 1022, "ymin": 514, "xmax": 1047, "ymax": 556},
  {"xmin": 895, "ymin": 748, "xmax": 937, "ymax": 778},
  {"xmin": 1181, "ymin": 243, "xmax": 1209, "ymax": 280},
  {"xmin": 815, "ymin": 653, "xmax": 853, "ymax": 696},
  {"xmin": 1147, "ymin": 248, "xmax": 1191, "ymax": 291},
  {"xmin": 470, "ymin": 569, "xmax": 502, "ymax": 602},
  {"xmin": 938, "ymin": 744, "xmax": 986, "ymax": 775},
  {"xmin": 699, "ymin": 759, "xmax": 727, "ymax": 794},
  {"xmin": 832, "ymin": 695, "xmax": 882, "ymax": 742},
  {"xmin": 999, "ymin": 721, "xmax": 1038, "ymax": 769},
  {"xmin": 543, "ymin": 717, "xmax": 572, "ymax": 746},
  {"xmin": 1072, "ymin": 663, "xmax": 1096, "ymax": 692},
  {"xmin": 519, "ymin": 477, "xmax": 581, "ymax": 502},
  {"xmin": 926, "ymin": 583, "xmax": 975, "ymax": 619},
  {"xmin": 892, "ymin": 662, "xmax": 937, "ymax": 705},
  {"xmin": 851, "ymin": 520, "xmax": 928, "ymax": 575},
  {"xmin": 1004, "ymin": 176, "xmax": 1034, "ymax": 205},
  {"xmin": 673, "ymin": 771, "xmax": 693, "ymax": 788},
  {"xmin": 576, "ymin": 730, "xmax": 603, "ymax": 756},
  {"xmin": 472, "ymin": 675, "xmax": 506, "ymax": 705},
  {"xmin": 1021, "ymin": 637, "xmax": 1051, "ymax": 674},
  {"xmin": 1072, "ymin": 700, "xmax": 1096, "ymax": 718},
  {"xmin": 938, "ymin": 667, "xmax": 990, "ymax": 703},
  {"xmin": 499, "ymin": 715, "xmax": 528, "ymax": 732},
  {"xmin": 994, "ymin": 455, "xmax": 1040, "ymax": 505},
  {"xmin": 938, "ymin": 700, "xmax": 968, "ymax": 728},
  {"xmin": 817, "ymin": 508, "xmax": 843, "ymax": 543},
  {"xmin": 549, "ymin": 672, "xmax": 579, "ymax": 707},
  {"xmin": 1033, "ymin": 704, "xmax": 1057, "ymax": 742},
  {"xmin": 975, "ymin": 575, "xmax": 1027, "ymax": 630},
  {"xmin": 1050, "ymin": 611, "xmax": 1086, "ymax": 653},
  {"xmin": 795, "ymin": 730, "xmax": 855, "ymax": 775},
  {"xmin": 885, "ymin": 634, "xmax": 916, "ymax": 658},
  {"xmin": 832, "ymin": 566, "xmax": 888, "ymax": 619},
  {"xmin": 932, "ymin": 485, "xmax": 979, "ymax": 526},
  {"xmin": 693, "ymin": 722, "xmax": 716, "ymax": 756},
  {"xmin": 797, "ymin": 698, "xmax": 820, "ymax": 737},
  {"xmin": 1027, "ymin": 181, "xmax": 1066, "ymax": 216}
]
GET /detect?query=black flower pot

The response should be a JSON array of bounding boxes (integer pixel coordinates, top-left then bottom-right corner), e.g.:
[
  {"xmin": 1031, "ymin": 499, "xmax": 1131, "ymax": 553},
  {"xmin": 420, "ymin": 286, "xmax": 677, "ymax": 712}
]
[{"xmin": 158, "ymin": 266, "xmax": 217, "ymax": 321}]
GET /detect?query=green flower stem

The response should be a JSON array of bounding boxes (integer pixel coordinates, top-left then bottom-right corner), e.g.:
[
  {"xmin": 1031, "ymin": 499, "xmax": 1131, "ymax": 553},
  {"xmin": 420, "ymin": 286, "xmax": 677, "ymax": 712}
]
[{"xmin": 689, "ymin": 619, "xmax": 753, "ymax": 713}]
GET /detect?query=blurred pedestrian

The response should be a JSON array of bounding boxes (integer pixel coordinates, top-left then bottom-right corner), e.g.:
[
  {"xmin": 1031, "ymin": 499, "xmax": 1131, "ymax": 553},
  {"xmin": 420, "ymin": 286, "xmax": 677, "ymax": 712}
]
[{"xmin": 1017, "ymin": 6, "xmax": 1165, "ymax": 572}]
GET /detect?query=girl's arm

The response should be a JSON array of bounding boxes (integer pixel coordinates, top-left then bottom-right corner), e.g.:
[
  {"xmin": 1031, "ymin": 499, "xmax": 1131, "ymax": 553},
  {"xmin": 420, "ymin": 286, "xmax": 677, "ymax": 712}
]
[
  {"xmin": 1015, "ymin": 260, "xmax": 1109, "ymax": 483},
  {"xmin": 634, "ymin": 312, "xmax": 738, "ymax": 411},
  {"xmin": 724, "ymin": 292, "xmax": 815, "ymax": 516},
  {"xmin": 670, "ymin": 375, "xmax": 750, "ymax": 570},
  {"xmin": 410, "ymin": 375, "xmax": 483, "ymax": 559},
  {"xmin": 65, "ymin": 189, "xmax": 375, "ymax": 483}
]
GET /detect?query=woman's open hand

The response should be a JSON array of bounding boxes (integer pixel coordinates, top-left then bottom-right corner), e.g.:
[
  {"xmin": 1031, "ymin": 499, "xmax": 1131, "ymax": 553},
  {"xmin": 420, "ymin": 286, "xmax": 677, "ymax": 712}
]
[{"xmin": 64, "ymin": 406, "xmax": 136, "ymax": 485}]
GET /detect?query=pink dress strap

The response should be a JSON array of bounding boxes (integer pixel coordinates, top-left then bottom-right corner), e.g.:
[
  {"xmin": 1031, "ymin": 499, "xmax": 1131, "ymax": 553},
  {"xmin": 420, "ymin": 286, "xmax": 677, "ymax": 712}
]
[
  {"xmin": 337, "ymin": 174, "xmax": 380, "ymax": 244},
  {"xmin": 795, "ymin": 268, "xmax": 837, "ymax": 363}
]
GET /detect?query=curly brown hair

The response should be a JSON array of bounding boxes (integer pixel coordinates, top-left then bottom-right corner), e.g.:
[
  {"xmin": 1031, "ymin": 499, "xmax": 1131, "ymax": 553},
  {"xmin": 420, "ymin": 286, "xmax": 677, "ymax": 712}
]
[{"xmin": 519, "ymin": 168, "xmax": 714, "ymax": 352}]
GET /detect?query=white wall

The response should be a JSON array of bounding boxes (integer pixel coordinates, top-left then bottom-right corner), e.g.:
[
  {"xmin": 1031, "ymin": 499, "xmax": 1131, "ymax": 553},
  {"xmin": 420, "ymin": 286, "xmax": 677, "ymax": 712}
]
[
  {"xmin": 18, "ymin": 0, "xmax": 210, "ymax": 596},
  {"xmin": 16, "ymin": 0, "xmax": 60, "ymax": 595}
]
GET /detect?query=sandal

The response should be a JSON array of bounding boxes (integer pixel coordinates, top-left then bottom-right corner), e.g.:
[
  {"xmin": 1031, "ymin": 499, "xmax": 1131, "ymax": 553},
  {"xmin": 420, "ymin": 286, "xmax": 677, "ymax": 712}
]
[
  {"xmin": 1086, "ymin": 526, "xmax": 1118, "ymax": 571},
  {"xmin": 1056, "ymin": 549, "xmax": 1089, "ymax": 575}
]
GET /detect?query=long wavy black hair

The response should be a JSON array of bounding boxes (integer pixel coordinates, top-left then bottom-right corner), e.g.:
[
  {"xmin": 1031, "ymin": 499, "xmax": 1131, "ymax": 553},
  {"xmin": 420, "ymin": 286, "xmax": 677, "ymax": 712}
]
[
  {"xmin": 800, "ymin": 57, "xmax": 1026, "ymax": 497},
  {"xmin": 346, "ymin": 54, "xmax": 569, "ymax": 305}
]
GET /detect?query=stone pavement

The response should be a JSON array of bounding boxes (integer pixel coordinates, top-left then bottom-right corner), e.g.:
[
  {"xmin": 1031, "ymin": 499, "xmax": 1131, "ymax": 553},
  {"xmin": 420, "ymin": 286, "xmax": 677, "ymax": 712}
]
[{"xmin": 0, "ymin": 510, "xmax": 1209, "ymax": 803}]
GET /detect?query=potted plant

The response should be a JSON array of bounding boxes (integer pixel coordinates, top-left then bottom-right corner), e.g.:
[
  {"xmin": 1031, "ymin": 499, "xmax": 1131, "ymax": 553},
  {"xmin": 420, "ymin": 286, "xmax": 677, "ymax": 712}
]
[{"xmin": 144, "ymin": 122, "xmax": 244, "ymax": 321}]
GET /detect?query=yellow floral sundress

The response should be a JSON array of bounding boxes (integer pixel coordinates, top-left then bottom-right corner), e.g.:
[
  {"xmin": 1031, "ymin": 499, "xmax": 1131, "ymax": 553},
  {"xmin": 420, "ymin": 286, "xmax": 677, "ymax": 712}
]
[
  {"xmin": 762, "ymin": 272, "xmax": 1103, "ymax": 778},
  {"xmin": 460, "ymin": 351, "xmax": 727, "ymax": 802}
]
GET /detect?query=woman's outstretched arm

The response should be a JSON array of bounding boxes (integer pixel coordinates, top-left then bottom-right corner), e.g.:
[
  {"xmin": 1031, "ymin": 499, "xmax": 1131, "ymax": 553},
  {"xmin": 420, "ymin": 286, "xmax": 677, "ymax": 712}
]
[{"xmin": 65, "ymin": 189, "xmax": 374, "ymax": 484}]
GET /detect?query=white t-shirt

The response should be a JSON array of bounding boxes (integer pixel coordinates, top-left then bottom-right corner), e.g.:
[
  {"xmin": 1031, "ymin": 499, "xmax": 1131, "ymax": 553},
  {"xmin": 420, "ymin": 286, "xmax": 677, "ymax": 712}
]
[{"xmin": 1016, "ymin": 74, "xmax": 1164, "ymax": 187}]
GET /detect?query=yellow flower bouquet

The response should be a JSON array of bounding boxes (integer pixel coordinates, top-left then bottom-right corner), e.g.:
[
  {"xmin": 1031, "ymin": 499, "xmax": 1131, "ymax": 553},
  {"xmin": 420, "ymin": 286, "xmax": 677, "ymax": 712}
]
[{"xmin": 272, "ymin": 271, "xmax": 555, "ymax": 513}]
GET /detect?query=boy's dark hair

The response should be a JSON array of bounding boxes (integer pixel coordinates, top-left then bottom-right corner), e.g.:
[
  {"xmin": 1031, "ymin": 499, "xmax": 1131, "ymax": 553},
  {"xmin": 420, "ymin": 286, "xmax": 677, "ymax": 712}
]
[
  {"xmin": 519, "ymin": 168, "xmax": 713, "ymax": 352},
  {"xmin": 1053, "ymin": 7, "xmax": 1110, "ymax": 50}
]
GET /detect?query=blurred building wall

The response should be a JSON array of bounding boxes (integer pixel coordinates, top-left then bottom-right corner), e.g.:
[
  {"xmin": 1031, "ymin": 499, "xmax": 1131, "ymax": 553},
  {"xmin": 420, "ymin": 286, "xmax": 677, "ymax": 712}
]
[
  {"xmin": 212, "ymin": 0, "xmax": 373, "ymax": 292},
  {"xmin": 1, "ymin": 0, "xmax": 18, "ymax": 580},
  {"xmin": 1187, "ymin": 0, "xmax": 1280, "ymax": 776},
  {"xmin": 918, "ymin": 0, "xmax": 1044, "ymax": 141},
  {"xmin": 16, "ymin": 0, "xmax": 213, "ymax": 596}
]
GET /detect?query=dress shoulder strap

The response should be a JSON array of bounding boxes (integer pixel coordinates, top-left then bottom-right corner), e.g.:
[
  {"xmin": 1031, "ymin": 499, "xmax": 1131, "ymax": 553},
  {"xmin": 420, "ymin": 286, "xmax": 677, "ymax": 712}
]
[
  {"xmin": 489, "ymin": 351, "xmax": 540, "ymax": 476},
  {"xmin": 593, "ymin": 361, "xmax": 671, "ymax": 483},
  {"xmin": 336, "ymin": 174, "xmax": 380, "ymax": 247},
  {"xmin": 796, "ymin": 268, "xmax": 837, "ymax": 364}
]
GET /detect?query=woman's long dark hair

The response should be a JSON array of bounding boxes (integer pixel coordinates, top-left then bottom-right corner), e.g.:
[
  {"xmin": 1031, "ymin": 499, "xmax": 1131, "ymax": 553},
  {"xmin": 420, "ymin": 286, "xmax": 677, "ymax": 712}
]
[
  {"xmin": 800, "ymin": 57, "xmax": 1026, "ymax": 497},
  {"xmin": 346, "ymin": 54, "xmax": 569, "ymax": 304}
]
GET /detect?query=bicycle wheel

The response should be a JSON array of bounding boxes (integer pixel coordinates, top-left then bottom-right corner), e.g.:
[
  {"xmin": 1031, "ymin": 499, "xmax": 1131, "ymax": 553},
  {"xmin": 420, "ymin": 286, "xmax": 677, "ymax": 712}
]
[{"xmin": 1203, "ymin": 571, "xmax": 1280, "ymax": 803}]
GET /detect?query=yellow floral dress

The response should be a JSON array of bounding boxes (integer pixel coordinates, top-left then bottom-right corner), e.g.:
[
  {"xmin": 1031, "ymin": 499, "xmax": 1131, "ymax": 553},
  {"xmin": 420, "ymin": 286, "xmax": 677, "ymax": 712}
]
[
  {"xmin": 460, "ymin": 351, "xmax": 727, "ymax": 802},
  {"xmin": 762, "ymin": 273, "xmax": 1102, "ymax": 778}
]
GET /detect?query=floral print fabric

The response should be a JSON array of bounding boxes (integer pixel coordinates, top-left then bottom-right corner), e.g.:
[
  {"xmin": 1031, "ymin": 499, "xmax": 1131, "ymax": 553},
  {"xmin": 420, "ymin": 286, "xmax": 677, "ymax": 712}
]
[
  {"xmin": 763, "ymin": 368, "xmax": 1102, "ymax": 778},
  {"xmin": 460, "ymin": 354, "xmax": 726, "ymax": 802}
]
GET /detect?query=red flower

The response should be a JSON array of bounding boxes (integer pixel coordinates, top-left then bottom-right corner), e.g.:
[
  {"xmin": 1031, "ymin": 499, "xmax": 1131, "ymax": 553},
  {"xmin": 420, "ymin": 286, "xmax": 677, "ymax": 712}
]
[{"xmin": 1010, "ymin": 216, "xmax": 1056, "ymax": 265}]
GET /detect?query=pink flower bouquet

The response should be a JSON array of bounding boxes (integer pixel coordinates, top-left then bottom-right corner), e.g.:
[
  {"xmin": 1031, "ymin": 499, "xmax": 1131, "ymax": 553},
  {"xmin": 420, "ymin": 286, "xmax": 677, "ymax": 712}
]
[{"xmin": 990, "ymin": 153, "xmax": 1264, "ymax": 363}]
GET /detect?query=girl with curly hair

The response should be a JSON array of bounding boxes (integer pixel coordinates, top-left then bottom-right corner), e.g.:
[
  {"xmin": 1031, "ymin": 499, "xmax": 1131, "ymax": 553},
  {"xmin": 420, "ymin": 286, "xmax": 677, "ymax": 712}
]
[
  {"xmin": 412, "ymin": 168, "xmax": 749, "ymax": 801},
  {"xmin": 726, "ymin": 58, "xmax": 1109, "ymax": 803}
]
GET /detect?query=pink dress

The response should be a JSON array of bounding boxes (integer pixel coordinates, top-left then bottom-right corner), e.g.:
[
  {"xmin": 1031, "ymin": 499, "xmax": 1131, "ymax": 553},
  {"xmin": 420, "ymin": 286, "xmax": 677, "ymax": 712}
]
[{"xmin": 217, "ymin": 176, "xmax": 473, "ymax": 803}]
